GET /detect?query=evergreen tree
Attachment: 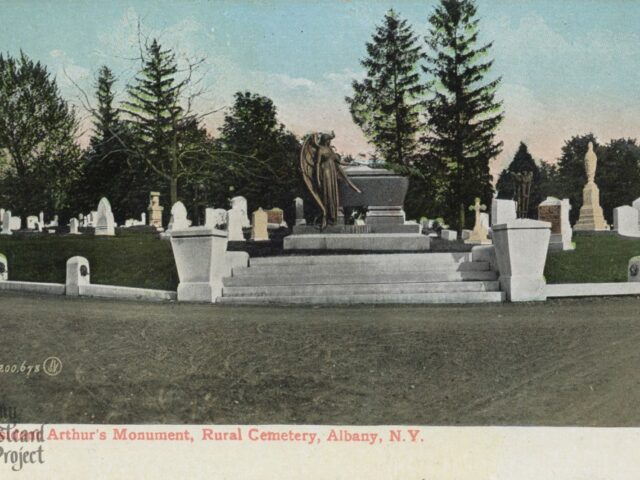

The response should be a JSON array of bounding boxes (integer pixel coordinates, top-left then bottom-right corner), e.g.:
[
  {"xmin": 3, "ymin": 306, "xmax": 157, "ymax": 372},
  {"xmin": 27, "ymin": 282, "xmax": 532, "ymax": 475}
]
[
  {"xmin": 421, "ymin": 0, "xmax": 504, "ymax": 231},
  {"xmin": 495, "ymin": 142, "xmax": 542, "ymax": 217},
  {"xmin": 346, "ymin": 9, "xmax": 425, "ymax": 166},
  {"xmin": 81, "ymin": 66, "xmax": 141, "ymax": 220},
  {"xmin": 0, "ymin": 51, "xmax": 82, "ymax": 217},
  {"xmin": 216, "ymin": 92, "xmax": 301, "ymax": 215},
  {"xmin": 123, "ymin": 39, "xmax": 204, "ymax": 206}
]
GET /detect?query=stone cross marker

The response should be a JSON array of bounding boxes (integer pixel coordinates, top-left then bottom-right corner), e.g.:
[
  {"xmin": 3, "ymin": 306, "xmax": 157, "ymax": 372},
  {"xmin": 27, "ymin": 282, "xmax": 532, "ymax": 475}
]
[
  {"xmin": 574, "ymin": 142, "xmax": 608, "ymax": 231},
  {"xmin": 465, "ymin": 197, "xmax": 491, "ymax": 244},
  {"xmin": 251, "ymin": 208, "xmax": 269, "ymax": 241},
  {"xmin": 95, "ymin": 197, "xmax": 116, "ymax": 236}
]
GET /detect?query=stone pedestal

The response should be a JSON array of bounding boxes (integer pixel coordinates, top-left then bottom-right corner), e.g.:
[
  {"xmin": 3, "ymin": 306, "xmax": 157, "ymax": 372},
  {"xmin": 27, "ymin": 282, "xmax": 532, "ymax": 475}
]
[
  {"xmin": 574, "ymin": 182, "xmax": 608, "ymax": 231},
  {"xmin": 170, "ymin": 227, "xmax": 228, "ymax": 302},
  {"xmin": 148, "ymin": 192, "xmax": 164, "ymax": 231},
  {"xmin": 492, "ymin": 219, "xmax": 551, "ymax": 302},
  {"xmin": 170, "ymin": 227, "xmax": 248, "ymax": 303}
]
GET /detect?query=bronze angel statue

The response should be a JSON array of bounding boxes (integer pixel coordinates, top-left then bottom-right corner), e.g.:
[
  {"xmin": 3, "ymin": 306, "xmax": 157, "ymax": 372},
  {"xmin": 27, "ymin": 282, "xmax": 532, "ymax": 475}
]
[{"xmin": 300, "ymin": 131, "xmax": 361, "ymax": 228}]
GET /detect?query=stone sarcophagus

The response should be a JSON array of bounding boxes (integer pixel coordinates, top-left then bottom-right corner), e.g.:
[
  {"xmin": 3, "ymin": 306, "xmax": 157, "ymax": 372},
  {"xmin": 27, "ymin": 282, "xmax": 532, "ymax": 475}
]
[{"xmin": 338, "ymin": 166, "xmax": 409, "ymax": 225}]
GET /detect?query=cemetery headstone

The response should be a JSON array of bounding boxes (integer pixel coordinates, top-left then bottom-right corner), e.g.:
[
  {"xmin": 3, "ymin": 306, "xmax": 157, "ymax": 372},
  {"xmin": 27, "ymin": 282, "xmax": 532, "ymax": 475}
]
[
  {"xmin": 251, "ymin": 208, "xmax": 269, "ymax": 241},
  {"xmin": 170, "ymin": 202, "xmax": 190, "ymax": 230},
  {"xmin": 69, "ymin": 218, "xmax": 80, "ymax": 234},
  {"xmin": 26, "ymin": 216, "xmax": 38, "ymax": 230},
  {"xmin": 0, "ymin": 209, "xmax": 4, "ymax": 225},
  {"xmin": 230, "ymin": 196, "xmax": 250, "ymax": 228},
  {"xmin": 10, "ymin": 216, "xmax": 21, "ymax": 231},
  {"xmin": 614, "ymin": 205, "xmax": 640, "ymax": 237},
  {"xmin": 538, "ymin": 197, "xmax": 574, "ymax": 250},
  {"xmin": 0, "ymin": 253, "xmax": 7, "ymax": 281},
  {"xmin": 294, "ymin": 197, "xmax": 306, "ymax": 226},
  {"xmin": 205, "ymin": 208, "xmax": 227, "ymax": 228},
  {"xmin": 1, "ymin": 211, "xmax": 11, "ymax": 235},
  {"xmin": 491, "ymin": 199, "xmax": 517, "ymax": 226},
  {"xmin": 227, "ymin": 207, "xmax": 245, "ymax": 241},
  {"xmin": 266, "ymin": 207, "xmax": 286, "ymax": 229},
  {"xmin": 95, "ymin": 198, "xmax": 115, "ymax": 236},
  {"xmin": 441, "ymin": 229, "xmax": 457, "ymax": 241},
  {"xmin": 148, "ymin": 192, "xmax": 164, "ymax": 230}
]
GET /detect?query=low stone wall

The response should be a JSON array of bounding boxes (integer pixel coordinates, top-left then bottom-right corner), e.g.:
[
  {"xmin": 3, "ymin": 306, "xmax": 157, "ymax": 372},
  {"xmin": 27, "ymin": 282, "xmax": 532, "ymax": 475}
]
[
  {"xmin": 0, "ymin": 255, "xmax": 175, "ymax": 302},
  {"xmin": 546, "ymin": 283, "xmax": 640, "ymax": 298}
]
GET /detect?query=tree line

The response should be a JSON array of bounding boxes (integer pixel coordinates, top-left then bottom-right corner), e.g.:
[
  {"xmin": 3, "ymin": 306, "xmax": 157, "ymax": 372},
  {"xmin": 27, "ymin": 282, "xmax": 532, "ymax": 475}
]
[
  {"xmin": 1, "ymin": 0, "xmax": 638, "ymax": 230},
  {"xmin": 0, "ymin": 41, "xmax": 302, "ymax": 225}
]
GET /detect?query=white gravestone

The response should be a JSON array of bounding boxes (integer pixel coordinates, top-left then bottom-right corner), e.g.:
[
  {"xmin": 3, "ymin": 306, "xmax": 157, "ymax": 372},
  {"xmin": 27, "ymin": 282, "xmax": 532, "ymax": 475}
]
[
  {"xmin": 227, "ymin": 208, "xmax": 245, "ymax": 241},
  {"xmin": 170, "ymin": 202, "xmax": 190, "ymax": 230},
  {"xmin": 0, "ymin": 253, "xmax": 7, "ymax": 281},
  {"xmin": 294, "ymin": 197, "xmax": 306, "ymax": 226},
  {"xmin": 1, "ymin": 211, "xmax": 11, "ymax": 235},
  {"xmin": 491, "ymin": 199, "xmax": 517, "ymax": 227},
  {"xmin": 0, "ymin": 209, "xmax": 4, "ymax": 225},
  {"xmin": 538, "ymin": 197, "xmax": 574, "ymax": 250},
  {"xmin": 205, "ymin": 208, "xmax": 227, "ymax": 228},
  {"xmin": 10, "ymin": 216, "xmax": 21, "ymax": 231},
  {"xmin": 95, "ymin": 198, "xmax": 115, "ymax": 236},
  {"xmin": 39, "ymin": 211, "xmax": 44, "ymax": 226},
  {"xmin": 26, "ymin": 216, "xmax": 38, "ymax": 230},
  {"xmin": 230, "ymin": 196, "xmax": 250, "ymax": 228},
  {"xmin": 69, "ymin": 218, "xmax": 80, "ymax": 234},
  {"xmin": 614, "ymin": 206, "xmax": 640, "ymax": 237},
  {"xmin": 441, "ymin": 229, "xmax": 457, "ymax": 241}
]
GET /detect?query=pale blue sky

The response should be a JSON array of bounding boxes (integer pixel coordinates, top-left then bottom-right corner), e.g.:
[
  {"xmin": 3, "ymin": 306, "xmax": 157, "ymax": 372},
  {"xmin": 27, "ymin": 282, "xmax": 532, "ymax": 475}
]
[{"xmin": 2, "ymin": 0, "xmax": 640, "ymax": 176}]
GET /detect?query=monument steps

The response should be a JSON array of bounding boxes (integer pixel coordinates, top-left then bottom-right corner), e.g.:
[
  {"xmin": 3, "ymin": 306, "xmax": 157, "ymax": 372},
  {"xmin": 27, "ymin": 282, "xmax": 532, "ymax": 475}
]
[
  {"xmin": 248, "ymin": 252, "xmax": 471, "ymax": 266},
  {"xmin": 231, "ymin": 260, "xmax": 491, "ymax": 277},
  {"xmin": 220, "ymin": 252, "xmax": 503, "ymax": 304},
  {"xmin": 219, "ymin": 291, "xmax": 505, "ymax": 305},
  {"xmin": 223, "ymin": 280, "xmax": 500, "ymax": 298}
]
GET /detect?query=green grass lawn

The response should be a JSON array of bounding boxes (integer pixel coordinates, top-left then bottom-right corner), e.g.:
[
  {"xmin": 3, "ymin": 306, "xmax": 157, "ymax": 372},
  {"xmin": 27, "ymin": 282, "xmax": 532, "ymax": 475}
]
[
  {"xmin": 545, "ymin": 234, "xmax": 640, "ymax": 283},
  {"xmin": 0, "ymin": 233, "xmax": 178, "ymax": 290},
  {"xmin": 0, "ymin": 232, "xmax": 638, "ymax": 289}
]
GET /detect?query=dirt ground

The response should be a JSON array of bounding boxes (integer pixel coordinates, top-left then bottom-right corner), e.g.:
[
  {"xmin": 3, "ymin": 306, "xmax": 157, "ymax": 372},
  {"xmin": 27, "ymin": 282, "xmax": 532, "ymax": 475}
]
[{"xmin": 1, "ymin": 292, "xmax": 640, "ymax": 426}]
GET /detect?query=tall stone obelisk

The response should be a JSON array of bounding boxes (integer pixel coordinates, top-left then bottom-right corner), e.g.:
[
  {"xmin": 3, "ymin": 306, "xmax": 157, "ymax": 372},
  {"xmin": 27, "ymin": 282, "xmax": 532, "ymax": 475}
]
[{"xmin": 574, "ymin": 142, "xmax": 608, "ymax": 231}]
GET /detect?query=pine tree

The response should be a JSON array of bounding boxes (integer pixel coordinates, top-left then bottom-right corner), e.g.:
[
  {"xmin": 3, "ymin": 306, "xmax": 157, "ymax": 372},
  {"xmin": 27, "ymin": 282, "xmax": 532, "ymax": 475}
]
[
  {"xmin": 81, "ymin": 66, "xmax": 139, "ymax": 219},
  {"xmin": 346, "ymin": 9, "xmax": 425, "ymax": 166},
  {"xmin": 123, "ymin": 39, "xmax": 198, "ymax": 206},
  {"xmin": 421, "ymin": 0, "xmax": 504, "ymax": 231}
]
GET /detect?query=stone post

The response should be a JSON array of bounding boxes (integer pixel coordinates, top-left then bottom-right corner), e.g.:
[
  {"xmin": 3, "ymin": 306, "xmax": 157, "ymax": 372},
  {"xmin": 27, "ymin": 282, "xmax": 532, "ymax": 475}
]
[
  {"xmin": 492, "ymin": 219, "xmax": 551, "ymax": 302},
  {"xmin": 629, "ymin": 257, "xmax": 640, "ymax": 282},
  {"xmin": 0, "ymin": 253, "xmax": 7, "ymax": 281},
  {"xmin": 66, "ymin": 256, "xmax": 90, "ymax": 296}
]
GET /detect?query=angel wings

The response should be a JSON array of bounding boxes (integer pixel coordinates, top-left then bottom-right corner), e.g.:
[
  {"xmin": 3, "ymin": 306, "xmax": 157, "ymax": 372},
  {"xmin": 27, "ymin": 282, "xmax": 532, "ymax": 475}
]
[{"xmin": 300, "ymin": 132, "xmax": 361, "ymax": 228}]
